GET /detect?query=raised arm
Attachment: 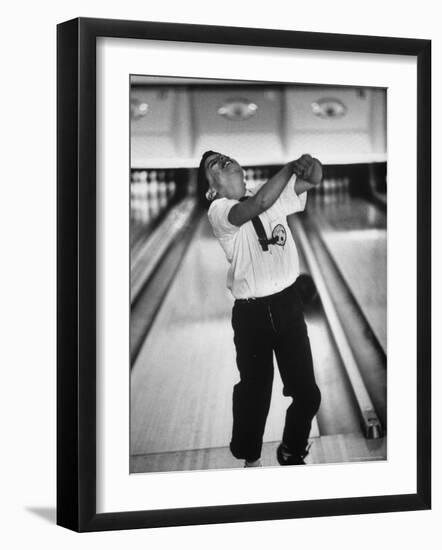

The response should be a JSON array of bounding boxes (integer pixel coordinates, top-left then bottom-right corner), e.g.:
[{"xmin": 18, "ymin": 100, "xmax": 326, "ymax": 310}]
[
  {"xmin": 228, "ymin": 163, "xmax": 293, "ymax": 226},
  {"xmin": 228, "ymin": 155, "xmax": 323, "ymax": 227}
]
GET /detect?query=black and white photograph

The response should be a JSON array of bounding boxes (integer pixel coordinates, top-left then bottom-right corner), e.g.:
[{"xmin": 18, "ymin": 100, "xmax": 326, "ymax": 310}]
[
  {"xmin": 0, "ymin": 0, "xmax": 436, "ymax": 542},
  {"xmin": 129, "ymin": 76, "xmax": 387, "ymax": 474},
  {"xmin": 53, "ymin": 13, "xmax": 431, "ymax": 535}
]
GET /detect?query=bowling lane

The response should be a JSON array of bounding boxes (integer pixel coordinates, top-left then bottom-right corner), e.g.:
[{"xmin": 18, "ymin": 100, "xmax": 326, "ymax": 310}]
[
  {"xmin": 131, "ymin": 213, "xmax": 302, "ymax": 455},
  {"xmin": 131, "ymin": 213, "xmax": 238, "ymax": 456},
  {"xmin": 131, "ymin": 212, "xmax": 361, "ymax": 459},
  {"xmin": 307, "ymin": 196, "xmax": 387, "ymax": 354},
  {"xmin": 304, "ymin": 309, "xmax": 362, "ymax": 436}
]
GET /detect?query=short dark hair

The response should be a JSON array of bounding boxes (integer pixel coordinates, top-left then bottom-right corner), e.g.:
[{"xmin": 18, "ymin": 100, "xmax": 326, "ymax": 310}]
[{"xmin": 197, "ymin": 150, "xmax": 219, "ymax": 192}]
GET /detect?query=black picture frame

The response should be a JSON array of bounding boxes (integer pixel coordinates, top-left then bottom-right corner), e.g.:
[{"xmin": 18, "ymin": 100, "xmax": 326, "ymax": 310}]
[{"xmin": 57, "ymin": 17, "xmax": 431, "ymax": 532}]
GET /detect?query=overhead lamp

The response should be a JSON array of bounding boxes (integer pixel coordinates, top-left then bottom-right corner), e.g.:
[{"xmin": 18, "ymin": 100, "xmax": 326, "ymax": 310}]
[
  {"xmin": 311, "ymin": 98, "xmax": 347, "ymax": 119},
  {"xmin": 217, "ymin": 98, "xmax": 258, "ymax": 121},
  {"xmin": 130, "ymin": 98, "xmax": 150, "ymax": 120}
]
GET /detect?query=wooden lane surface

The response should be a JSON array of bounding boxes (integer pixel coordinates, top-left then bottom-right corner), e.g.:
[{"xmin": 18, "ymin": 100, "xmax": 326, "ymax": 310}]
[
  {"xmin": 131, "ymin": 214, "xmax": 234, "ymax": 455},
  {"xmin": 309, "ymin": 198, "xmax": 387, "ymax": 354},
  {"xmin": 306, "ymin": 311, "xmax": 361, "ymax": 436},
  {"xmin": 131, "ymin": 215, "xmax": 329, "ymax": 456},
  {"xmin": 130, "ymin": 433, "xmax": 386, "ymax": 473}
]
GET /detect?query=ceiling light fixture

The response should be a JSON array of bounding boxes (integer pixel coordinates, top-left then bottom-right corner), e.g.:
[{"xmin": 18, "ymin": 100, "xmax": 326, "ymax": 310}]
[
  {"xmin": 130, "ymin": 98, "xmax": 150, "ymax": 120},
  {"xmin": 311, "ymin": 98, "xmax": 347, "ymax": 119},
  {"xmin": 217, "ymin": 98, "xmax": 258, "ymax": 121}
]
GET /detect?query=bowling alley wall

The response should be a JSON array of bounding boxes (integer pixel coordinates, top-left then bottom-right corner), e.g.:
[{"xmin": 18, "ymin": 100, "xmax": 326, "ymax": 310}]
[
  {"xmin": 130, "ymin": 78, "xmax": 386, "ymax": 236},
  {"xmin": 129, "ymin": 77, "xmax": 387, "ymax": 364}
]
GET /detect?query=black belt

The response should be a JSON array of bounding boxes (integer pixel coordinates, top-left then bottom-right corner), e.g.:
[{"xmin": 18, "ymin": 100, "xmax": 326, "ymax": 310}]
[{"xmin": 235, "ymin": 280, "xmax": 297, "ymax": 304}]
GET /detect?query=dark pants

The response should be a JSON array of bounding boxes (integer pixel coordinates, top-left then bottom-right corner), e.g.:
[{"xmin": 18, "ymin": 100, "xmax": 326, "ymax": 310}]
[{"xmin": 230, "ymin": 281, "xmax": 321, "ymax": 461}]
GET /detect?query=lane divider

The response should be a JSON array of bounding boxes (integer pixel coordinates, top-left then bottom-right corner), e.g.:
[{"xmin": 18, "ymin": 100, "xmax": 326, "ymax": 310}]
[
  {"xmin": 292, "ymin": 216, "xmax": 383, "ymax": 439},
  {"xmin": 131, "ymin": 198, "xmax": 197, "ymax": 305}
]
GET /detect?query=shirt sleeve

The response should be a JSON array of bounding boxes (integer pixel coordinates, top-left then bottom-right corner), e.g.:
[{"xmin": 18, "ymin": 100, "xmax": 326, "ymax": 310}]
[
  {"xmin": 246, "ymin": 179, "xmax": 265, "ymax": 195},
  {"xmin": 275, "ymin": 174, "xmax": 307, "ymax": 215},
  {"xmin": 207, "ymin": 198, "xmax": 240, "ymax": 239}
]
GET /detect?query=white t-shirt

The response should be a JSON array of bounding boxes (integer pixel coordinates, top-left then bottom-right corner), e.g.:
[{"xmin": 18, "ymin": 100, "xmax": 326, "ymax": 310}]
[{"xmin": 208, "ymin": 175, "xmax": 307, "ymax": 299}]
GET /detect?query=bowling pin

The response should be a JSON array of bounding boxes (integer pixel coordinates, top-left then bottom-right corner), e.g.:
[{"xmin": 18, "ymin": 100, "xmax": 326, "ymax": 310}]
[
  {"xmin": 140, "ymin": 171, "xmax": 148, "ymax": 205},
  {"xmin": 168, "ymin": 180, "xmax": 176, "ymax": 201},
  {"xmin": 165, "ymin": 171, "xmax": 174, "ymax": 204},
  {"xmin": 131, "ymin": 171, "xmax": 140, "ymax": 221},
  {"xmin": 159, "ymin": 180, "xmax": 167, "ymax": 210},
  {"xmin": 156, "ymin": 170, "xmax": 164, "ymax": 211},
  {"xmin": 323, "ymin": 178, "xmax": 330, "ymax": 205},
  {"xmin": 149, "ymin": 170, "xmax": 160, "ymax": 218},
  {"xmin": 329, "ymin": 178, "xmax": 336, "ymax": 203}
]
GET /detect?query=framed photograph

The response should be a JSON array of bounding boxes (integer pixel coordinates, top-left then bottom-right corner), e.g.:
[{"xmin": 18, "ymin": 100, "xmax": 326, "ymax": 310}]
[{"xmin": 57, "ymin": 17, "xmax": 431, "ymax": 532}]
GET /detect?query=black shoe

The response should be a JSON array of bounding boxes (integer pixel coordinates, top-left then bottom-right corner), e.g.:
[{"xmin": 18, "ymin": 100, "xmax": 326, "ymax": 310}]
[
  {"xmin": 276, "ymin": 443, "xmax": 310, "ymax": 466},
  {"xmin": 244, "ymin": 458, "xmax": 263, "ymax": 468}
]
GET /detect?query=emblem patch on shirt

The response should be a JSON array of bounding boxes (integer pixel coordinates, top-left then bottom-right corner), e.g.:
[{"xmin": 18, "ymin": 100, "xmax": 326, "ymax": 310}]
[{"xmin": 272, "ymin": 224, "xmax": 287, "ymax": 246}]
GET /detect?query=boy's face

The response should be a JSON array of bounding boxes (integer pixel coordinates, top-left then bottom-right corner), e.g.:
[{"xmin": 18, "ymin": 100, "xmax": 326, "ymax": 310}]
[{"xmin": 205, "ymin": 152, "xmax": 246, "ymax": 200}]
